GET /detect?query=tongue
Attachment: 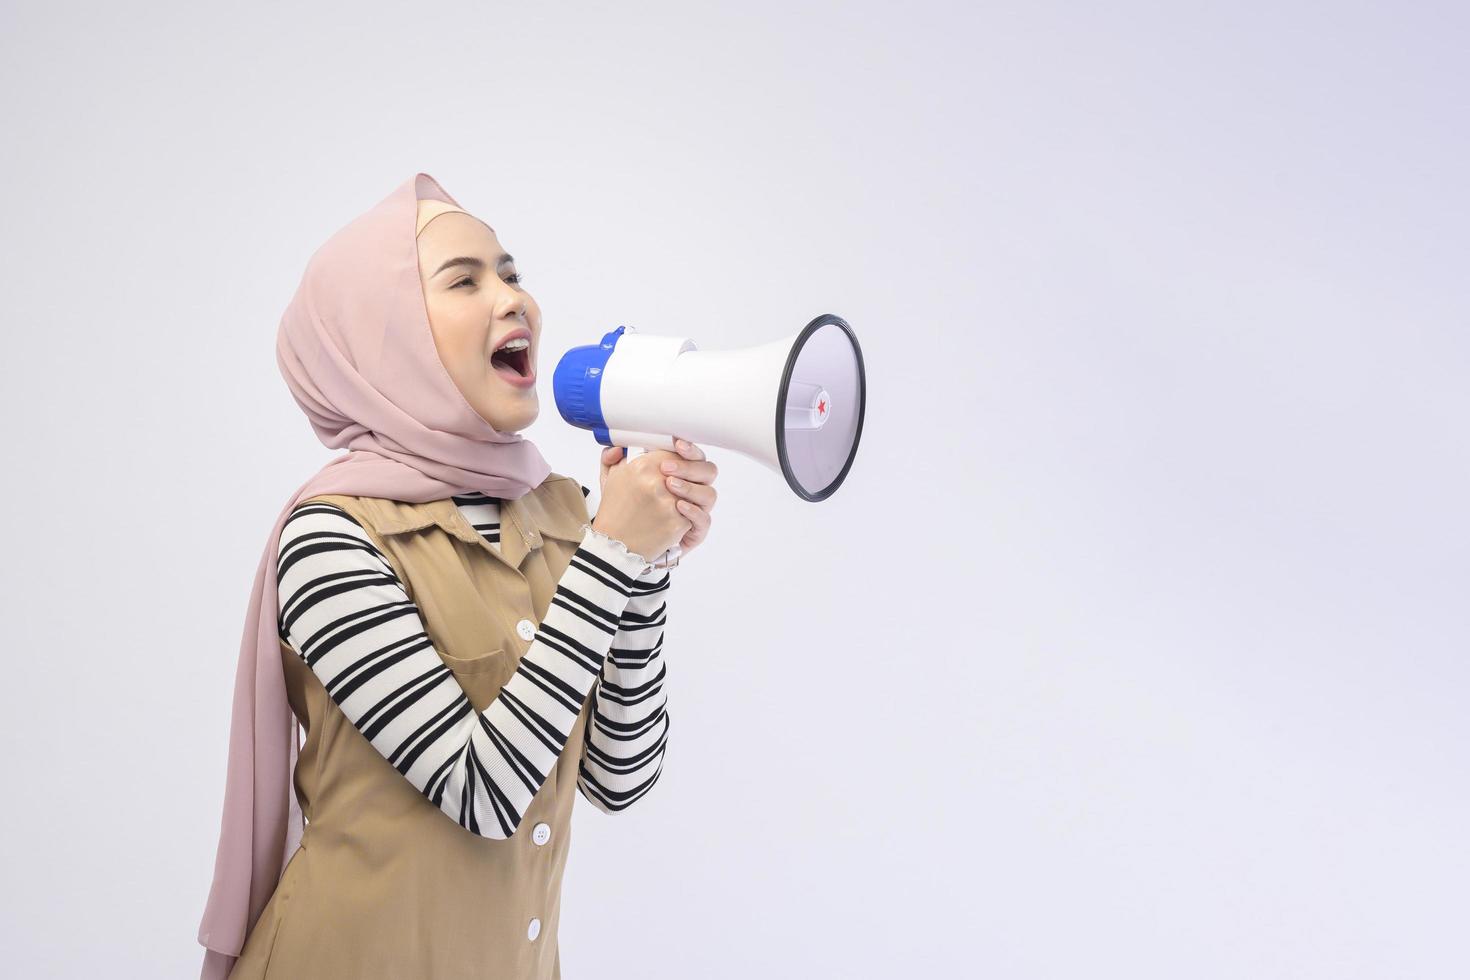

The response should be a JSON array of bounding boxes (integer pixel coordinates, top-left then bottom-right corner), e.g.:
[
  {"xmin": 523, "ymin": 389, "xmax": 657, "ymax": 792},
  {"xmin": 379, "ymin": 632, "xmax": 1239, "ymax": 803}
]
[{"xmin": 491, "ymin": 351, "xmax": 522, "ymax": 378}]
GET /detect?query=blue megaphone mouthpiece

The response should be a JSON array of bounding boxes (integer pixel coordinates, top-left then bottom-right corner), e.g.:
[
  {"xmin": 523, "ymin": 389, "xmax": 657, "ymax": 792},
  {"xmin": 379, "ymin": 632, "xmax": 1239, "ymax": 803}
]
[{"xmin": 552, "ymin": 325, "xmax": 628, "ymax": 447}]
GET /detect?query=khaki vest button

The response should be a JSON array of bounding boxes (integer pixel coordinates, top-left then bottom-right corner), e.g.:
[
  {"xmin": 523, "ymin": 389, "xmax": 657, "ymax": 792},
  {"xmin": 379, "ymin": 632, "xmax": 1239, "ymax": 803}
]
[
  {"xmin": 532, "ymin": 822, "xmax": 551, "ymax": 845},
  {"xmin": 527, "ymin": 916, "xmax": 541, "ymax": 941},
  {"xmin": 516, "ymin": 619, "xmax": 536, "ymax": 641}
]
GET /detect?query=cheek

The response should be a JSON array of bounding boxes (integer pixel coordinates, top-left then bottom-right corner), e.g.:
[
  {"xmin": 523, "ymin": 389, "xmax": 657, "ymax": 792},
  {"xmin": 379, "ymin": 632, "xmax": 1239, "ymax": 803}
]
[{"xmin": 432, "ymin": 310, "xmax": 491, "ymax": 372}]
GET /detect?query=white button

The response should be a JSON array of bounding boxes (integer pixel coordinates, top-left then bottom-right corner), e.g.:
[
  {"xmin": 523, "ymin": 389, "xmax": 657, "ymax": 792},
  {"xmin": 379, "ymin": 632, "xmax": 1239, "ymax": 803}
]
[
  {"xmin": 516, "ymin": 619, "xmax": 536, "ymax": 641},
  {"xmin": 527, "ymin": 917, "xmax": 541, "ymax": 941},
  {"xmin": 532, "ymin": 822, "xmax": 551, "ymax": 845}
]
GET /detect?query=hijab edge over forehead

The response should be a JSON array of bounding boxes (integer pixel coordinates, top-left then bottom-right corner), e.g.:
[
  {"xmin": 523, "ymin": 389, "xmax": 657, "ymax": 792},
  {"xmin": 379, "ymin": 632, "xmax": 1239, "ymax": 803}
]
[{"xmin": 416, "ymin": 198, "xmax": 470, "ymax": 237}]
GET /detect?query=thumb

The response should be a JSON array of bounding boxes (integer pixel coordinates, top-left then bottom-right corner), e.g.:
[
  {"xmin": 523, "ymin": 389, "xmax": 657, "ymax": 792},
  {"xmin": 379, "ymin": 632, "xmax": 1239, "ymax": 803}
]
[{"xmin": 599, "ymin": 446, "xmax": 624, "ymax": 478}]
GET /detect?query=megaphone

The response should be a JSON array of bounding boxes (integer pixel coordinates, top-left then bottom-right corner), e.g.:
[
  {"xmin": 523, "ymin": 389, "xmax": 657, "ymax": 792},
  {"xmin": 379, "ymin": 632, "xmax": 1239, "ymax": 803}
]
[{"xmin": 553, "ymin": 313, "xmax": 866, "ymax": 503}]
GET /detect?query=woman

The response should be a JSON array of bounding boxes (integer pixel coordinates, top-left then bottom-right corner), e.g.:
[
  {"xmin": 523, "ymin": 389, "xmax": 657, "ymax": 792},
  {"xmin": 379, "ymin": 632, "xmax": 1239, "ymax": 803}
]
[{"xmin": 196, "ymin": 173, "xmax": 718, "ymax": 979}]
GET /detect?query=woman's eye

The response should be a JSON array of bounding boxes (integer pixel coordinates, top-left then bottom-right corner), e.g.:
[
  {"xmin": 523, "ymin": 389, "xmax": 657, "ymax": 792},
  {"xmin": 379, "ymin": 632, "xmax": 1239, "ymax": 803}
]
[{"xmin": 450, "ymin": 272, "xmax": 521, "ymax": 288}]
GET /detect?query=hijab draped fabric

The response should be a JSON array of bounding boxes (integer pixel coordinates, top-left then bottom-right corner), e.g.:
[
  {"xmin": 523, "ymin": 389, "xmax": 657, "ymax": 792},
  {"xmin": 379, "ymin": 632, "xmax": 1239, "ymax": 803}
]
[{"xmin": 196, "ymin": 173, "xmax": 552, "ymax": 980}]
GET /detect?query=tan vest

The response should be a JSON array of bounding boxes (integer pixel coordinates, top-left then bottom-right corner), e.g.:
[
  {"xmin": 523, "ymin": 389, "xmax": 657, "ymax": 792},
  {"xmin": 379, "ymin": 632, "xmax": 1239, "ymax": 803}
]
[{"xmin": 228, "ymin": 474, "xmax": 595, "ymax": 980}]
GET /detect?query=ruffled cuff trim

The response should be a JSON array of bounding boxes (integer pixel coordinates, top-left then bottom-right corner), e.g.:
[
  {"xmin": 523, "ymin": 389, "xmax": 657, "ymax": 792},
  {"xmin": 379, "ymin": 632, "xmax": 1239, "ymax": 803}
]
[{"xmin": 579, "ymin": 522, "xmax": 655, "ymax": 575}]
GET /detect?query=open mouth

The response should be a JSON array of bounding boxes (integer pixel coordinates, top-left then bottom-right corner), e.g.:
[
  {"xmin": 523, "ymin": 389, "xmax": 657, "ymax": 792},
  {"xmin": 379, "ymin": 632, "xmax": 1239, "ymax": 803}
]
[{"xmin": 490, "ymin": 339, "xmax": 533, "ymax": 379}]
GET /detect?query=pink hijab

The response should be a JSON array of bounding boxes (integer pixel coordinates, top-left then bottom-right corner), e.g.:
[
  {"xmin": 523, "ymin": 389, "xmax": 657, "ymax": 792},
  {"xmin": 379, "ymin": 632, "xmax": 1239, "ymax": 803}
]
[{"xmin": 195, "ymin": 172, "xmax": 552, "ymax": 979}]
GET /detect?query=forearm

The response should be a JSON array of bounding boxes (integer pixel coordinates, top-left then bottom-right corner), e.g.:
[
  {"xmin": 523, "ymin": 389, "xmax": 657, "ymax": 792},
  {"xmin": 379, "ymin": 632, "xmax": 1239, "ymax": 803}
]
[
  {"xmin": 279, "ymin": 502, "xmax": 650, "ymax": 838},
  {"xmin": 577, "ymin": 564, "xmax": 671, "ymax": 812}
]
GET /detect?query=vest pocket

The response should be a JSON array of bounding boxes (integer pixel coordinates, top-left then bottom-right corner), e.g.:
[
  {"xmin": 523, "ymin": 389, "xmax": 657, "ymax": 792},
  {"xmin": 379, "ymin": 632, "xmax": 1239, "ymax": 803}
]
[{"xmin": 438, "ymin": 646, "xmax": 516, "ymax": 711}]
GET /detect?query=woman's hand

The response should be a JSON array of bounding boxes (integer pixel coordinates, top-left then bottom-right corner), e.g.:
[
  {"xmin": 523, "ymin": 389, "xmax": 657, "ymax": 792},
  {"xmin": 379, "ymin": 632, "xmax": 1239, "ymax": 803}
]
[
  {"xmin": 597, "ymin": 445, "xmax": 627, "ymax": 498},
  {"xmin": 597, "ymin": 439, "xmax": 717, "ymax": 560},
  {"xmin": 657, "ymin": 438, "xmax": 716, "ymax": 557}
]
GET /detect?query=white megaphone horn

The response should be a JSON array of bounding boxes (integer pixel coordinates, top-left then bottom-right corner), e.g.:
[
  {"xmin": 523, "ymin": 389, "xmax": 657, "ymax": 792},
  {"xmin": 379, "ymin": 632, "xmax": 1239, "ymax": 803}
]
[{"xmin": 553, "ymin": 313, "xmax": 867, "ymax": 504}]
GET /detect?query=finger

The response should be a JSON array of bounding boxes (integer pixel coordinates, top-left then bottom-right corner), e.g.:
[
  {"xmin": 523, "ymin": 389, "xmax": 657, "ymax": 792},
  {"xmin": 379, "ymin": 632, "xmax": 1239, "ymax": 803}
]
[
  {"xmin": 658, "ymin": 458, "xmax": 718, "ymax": 484},
  {"xmin": 664, "ymin": 476, "xmax": 717, "ymax": 511},
  {"xmin": 672, "ymin": 438, "xmax": 706, "ymax": 461},
  {"xmin": 674, "ymin": 500, "xmax": 710, "ymax": 541}
]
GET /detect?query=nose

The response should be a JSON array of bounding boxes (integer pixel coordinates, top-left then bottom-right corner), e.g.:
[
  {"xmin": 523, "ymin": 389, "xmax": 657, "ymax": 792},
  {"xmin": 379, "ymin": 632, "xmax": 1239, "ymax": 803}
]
[
  {"xmin": 499, "ymin": 289, "xmax": 529, "ymax": 320},
  {"xmin": 496, "ymin": 288, "xmax": 528, "ymax": 322}
]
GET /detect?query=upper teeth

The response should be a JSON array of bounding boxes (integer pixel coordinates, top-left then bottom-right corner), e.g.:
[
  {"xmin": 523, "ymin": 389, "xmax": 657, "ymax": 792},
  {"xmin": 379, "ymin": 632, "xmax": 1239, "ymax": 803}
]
[{"xmin": 496, "ymin": 337, "xmax": 530, "ymax": 353}]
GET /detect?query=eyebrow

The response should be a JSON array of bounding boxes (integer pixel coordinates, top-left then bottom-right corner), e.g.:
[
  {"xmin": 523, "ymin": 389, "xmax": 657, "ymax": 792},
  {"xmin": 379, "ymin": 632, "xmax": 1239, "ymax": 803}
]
[{"xmin": 432, "ymin": 253, "xmax": 515, "ymax": 277}]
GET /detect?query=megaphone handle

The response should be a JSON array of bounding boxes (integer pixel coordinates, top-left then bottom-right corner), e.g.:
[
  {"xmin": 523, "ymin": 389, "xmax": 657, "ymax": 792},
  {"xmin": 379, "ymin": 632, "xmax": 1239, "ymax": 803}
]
[
  {"xmin": 623, "ymin": 444, "xmax": 683, "ymax": 570},
  {"xmin": 619, "ymin": 433, "xmax": 678, "ymax": 452}
]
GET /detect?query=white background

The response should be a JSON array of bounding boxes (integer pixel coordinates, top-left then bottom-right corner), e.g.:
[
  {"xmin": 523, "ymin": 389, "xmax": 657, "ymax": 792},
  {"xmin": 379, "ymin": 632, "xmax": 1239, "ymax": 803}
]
[{"xmin": 1, "ymin": 1, "xmax": 1465, "ymax": 977}]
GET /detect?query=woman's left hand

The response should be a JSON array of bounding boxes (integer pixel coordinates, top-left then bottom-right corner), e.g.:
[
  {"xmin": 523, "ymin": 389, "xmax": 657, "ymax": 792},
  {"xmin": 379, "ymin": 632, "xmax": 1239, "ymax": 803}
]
[{"xmin": 598, "ymin": 439, "xmax": 717, "ymax": 559}]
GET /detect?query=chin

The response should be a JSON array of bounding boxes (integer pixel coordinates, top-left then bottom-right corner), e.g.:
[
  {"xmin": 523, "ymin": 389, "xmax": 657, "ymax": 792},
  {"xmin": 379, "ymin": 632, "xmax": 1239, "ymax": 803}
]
[{"xmin": 478, "ymin": 400, "xmax": 538, "ymax": 434}]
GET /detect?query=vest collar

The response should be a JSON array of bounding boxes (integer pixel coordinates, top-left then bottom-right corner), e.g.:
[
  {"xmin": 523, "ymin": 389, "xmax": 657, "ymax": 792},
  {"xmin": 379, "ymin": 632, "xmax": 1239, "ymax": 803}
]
[{"xmin": 370, "ymin": 482, "xmax": 588, "ymax": 570}]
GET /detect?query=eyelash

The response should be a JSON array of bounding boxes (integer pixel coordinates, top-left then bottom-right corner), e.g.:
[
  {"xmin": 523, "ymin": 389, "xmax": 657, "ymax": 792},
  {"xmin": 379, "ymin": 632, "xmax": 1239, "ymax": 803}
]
[{"xmin": 452, "ymin": 272, "xmax": 521, "ymax": 289}]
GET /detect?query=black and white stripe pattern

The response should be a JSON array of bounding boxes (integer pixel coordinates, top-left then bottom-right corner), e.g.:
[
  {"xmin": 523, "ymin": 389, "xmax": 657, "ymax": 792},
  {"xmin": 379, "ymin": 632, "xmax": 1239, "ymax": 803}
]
[
  {"xmin": 577, "ymin": 566, "xmax": 671, "ymax": 813},
  {"xmin": 276, "ymin": 486, "xmax": 667, "ymax": 838},
  {"xmin": 450, "ymin": 488, "xmax": 671, "ymax": 814}
]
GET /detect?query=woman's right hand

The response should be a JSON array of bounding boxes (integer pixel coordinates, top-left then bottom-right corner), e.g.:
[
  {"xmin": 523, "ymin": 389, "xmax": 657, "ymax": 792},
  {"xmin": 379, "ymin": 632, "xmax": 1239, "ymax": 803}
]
[{"xmin": 590, "ymin": 447, "xmax": 692, "ymax": 561}]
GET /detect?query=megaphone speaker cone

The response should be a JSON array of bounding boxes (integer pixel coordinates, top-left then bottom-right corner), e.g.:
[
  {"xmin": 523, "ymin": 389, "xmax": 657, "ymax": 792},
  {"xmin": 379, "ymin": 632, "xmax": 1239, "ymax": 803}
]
[{"xmin": 776, "ymin": 313, "xmax": 866, "ymax": 501}]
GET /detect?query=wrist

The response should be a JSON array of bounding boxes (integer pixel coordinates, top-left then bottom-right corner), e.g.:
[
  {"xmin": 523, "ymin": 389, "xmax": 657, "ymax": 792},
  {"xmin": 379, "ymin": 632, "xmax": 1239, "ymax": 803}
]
[{"xmin": 580, "ymin": 522, "xmax": 655, "ymax": 577}]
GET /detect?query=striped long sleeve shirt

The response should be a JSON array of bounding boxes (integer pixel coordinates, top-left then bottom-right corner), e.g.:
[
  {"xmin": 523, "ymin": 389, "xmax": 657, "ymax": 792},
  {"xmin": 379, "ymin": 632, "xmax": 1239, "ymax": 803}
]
[{"xmin": 275, "ymin": 485, "xmax": 671, "ymax": 839}]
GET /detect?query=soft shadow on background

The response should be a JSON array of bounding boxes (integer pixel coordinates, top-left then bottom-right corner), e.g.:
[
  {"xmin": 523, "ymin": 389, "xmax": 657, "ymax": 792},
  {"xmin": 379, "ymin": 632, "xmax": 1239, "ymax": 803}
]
[{"xmin": 1, "ymin": 2, "xmax": 1465, "ymax": 977}]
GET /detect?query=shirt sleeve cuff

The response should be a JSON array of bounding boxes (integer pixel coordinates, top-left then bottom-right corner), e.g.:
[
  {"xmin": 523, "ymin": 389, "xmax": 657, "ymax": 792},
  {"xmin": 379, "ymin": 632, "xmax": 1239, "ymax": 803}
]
[{"xmin": 578, "ymin": 523, "xmax": 656, "ymax": 579}]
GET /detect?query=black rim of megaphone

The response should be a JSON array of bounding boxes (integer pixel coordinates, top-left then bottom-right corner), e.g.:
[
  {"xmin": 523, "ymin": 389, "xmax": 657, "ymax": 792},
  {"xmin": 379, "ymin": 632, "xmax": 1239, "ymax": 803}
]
[{"xmin": 775, "ymin": 313, "xmax": 866, "ymax": 502}]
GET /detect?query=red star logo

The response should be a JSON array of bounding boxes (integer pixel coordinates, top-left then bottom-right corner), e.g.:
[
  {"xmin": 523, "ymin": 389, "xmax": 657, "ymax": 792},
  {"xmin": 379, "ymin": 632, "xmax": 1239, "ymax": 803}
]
[{"xmin": 817, "ymin": 398, "xmax": 827, "ymax": 415}]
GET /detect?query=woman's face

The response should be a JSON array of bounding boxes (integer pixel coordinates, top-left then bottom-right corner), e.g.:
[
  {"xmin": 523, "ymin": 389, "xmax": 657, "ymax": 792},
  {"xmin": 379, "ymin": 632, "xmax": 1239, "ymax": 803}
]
[{"xmin": 416, "ymin": 210, "xmax": 541, "ymax": 433}]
